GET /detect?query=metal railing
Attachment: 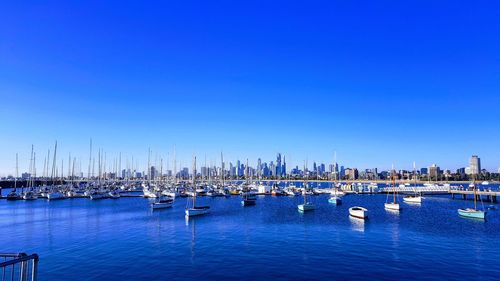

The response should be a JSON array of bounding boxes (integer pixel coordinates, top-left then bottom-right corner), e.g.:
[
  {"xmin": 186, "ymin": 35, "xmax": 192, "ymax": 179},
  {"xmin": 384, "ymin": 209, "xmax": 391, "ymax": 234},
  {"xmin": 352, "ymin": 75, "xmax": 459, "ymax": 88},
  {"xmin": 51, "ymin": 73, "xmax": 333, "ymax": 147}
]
[{"xmin": 0, "ymin": 253, "xmax": 38, "ymax": 281}]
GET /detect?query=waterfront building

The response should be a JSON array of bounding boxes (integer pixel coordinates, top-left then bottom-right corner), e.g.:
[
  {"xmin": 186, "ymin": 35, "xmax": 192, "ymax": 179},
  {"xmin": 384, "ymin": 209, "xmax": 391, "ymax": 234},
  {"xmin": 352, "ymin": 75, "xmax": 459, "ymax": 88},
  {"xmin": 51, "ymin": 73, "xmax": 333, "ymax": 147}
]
[{"xmin": 420, "ymin": 168, "xmax": 428, "ymax": 175}]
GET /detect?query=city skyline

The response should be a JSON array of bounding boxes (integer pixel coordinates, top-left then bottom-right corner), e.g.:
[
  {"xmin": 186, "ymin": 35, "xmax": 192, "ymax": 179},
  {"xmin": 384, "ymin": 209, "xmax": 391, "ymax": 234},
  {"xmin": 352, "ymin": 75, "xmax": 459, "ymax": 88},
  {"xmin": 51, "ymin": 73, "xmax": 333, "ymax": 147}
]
[
  {"xmin": 2, "ymin": 144, "xmax": 497, "ymax": 179},
  {"xmin": 1, "ymin": 1, "xmax": 500, "ymax": 175}
]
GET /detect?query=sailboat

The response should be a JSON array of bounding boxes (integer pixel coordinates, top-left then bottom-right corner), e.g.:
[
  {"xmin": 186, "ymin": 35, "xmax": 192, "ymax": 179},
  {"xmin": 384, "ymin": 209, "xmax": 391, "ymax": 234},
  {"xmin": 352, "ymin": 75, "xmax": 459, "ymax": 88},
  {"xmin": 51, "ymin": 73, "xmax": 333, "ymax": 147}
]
[
  {"xmin": 23, "ymin": 147, "xmax": 38, "ymax": 200},
  {"xmin": 458, "ymin": 178, "xmax": 486, "ymax": 220},
  {"xmin": 7, "ymin": 153, "xmax": 21, "ymax": 200},
  {"xmin": 185, "ymin": 156, "xmax": 210, "ymax": 217},
  {"xmin": 298, "ymin": 162, "xmax": 315, "ymax": 212},
  {"xmin": 384, "ymin": 165, "xmax": 400, "ymax": 211},
  {"xmin": 47, "ymin": 142, "xmax": 65, "ymax": 200},
  {"xmin": 328, "ymin": 153, "xmax": 342, "ymax": 205},
  {"xmin": 241, "ymin": 159, "xmax": 257, "ymax": 206},
  {"xmin": 404, "ymin": 162, "xmax": 422, "ymax": 204}
]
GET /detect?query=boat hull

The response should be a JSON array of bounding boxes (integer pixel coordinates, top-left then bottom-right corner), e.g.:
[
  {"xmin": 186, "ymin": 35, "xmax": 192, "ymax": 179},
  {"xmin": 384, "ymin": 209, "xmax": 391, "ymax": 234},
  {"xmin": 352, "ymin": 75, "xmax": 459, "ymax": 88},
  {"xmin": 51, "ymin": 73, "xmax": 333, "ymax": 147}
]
[
  {"xmin": 349, "ymin": 207, "xmax": 368, "ymax": 219},
  {"xmin": 185, "ymin": 207, "xmax": 210, "ymax": 217},
  {"xmin": 298, "ymin": 203, "xmax": 315, "ymax": 212},
  {"xmin": 328, "ymin": 197, "xmax": 342, "ymax": 205},
  {"xmin": 241, "ymin": 199, "xmax": 256, "ymax": 206},
  {"xmin": 47, "ymin": 192, "xmax": 65, "ymax": 200},
  {"xmin": 403, "ymin": 196, "xmax": 422, "ymax": 203},
  {"xmin": 384, "ymin": 202, "xmax": 401, "ymax": 210},
  {"xmin": 458, "ymin": 209, "xmax": 486, "ymax": 219}
]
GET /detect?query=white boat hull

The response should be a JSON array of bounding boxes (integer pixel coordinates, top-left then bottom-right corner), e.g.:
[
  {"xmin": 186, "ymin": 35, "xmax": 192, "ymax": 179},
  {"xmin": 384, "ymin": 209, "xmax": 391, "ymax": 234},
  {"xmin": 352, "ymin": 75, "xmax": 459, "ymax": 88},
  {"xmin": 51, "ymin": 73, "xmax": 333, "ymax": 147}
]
[
  {"xmin": 298, "ymin": 203, "xmax": 315, "ymax": 212},
  {"xmin": 385, "ymin": 202, "xmax": 401, "ymax": 210},
  {"xmin": 349, "ymin": 207, "xmax": 368, "ymax": 219},
  {"xmin": 403, "ymin": 196, "xmax": 422, "ymax": 203}
]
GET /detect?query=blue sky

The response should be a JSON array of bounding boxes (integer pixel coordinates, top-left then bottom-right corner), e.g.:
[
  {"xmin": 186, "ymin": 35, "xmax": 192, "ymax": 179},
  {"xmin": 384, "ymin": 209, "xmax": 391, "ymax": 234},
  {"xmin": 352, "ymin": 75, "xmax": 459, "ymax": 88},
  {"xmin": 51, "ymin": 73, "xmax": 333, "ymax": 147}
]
[{"xmin": 1, "ymin": 1, "xmax": 499, "ymax": 175}]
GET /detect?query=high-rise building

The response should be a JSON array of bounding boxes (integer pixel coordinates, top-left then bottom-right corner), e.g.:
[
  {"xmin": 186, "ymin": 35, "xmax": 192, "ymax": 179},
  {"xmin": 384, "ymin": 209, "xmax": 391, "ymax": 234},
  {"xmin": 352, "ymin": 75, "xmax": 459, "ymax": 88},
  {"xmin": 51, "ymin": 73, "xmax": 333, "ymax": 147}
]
[
  {"xmin": 469, "ymin": 155, "xmax": 481, "ymax": 175},
  {"xmin": 276, "ymin": 153, "xmax": 282, "ymax": 176},
  {"xmin": 282, "ymin": 156, "xmax": 286, "ymax": 176},
  {"xmin": 428, "ymin": 164, "xmax": 440, "ymax": 180}
]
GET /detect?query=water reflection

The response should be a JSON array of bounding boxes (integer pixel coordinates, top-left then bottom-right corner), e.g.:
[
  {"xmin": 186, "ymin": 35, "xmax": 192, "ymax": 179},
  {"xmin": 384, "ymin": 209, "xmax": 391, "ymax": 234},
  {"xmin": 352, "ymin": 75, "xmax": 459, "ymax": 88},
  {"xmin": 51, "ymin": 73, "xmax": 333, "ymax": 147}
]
[{"xmin": 349, "ymin": 216, "xmax": 365, "ymax": 233}]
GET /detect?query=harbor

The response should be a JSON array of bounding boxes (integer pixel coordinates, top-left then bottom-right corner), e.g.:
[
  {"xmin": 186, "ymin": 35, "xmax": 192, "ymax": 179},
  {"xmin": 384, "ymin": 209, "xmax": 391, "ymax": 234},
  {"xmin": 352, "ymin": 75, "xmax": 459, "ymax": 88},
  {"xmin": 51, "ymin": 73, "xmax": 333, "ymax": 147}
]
[{"xmin": 2, "ymin": 188, "xmax": 499, "ymax": 281}]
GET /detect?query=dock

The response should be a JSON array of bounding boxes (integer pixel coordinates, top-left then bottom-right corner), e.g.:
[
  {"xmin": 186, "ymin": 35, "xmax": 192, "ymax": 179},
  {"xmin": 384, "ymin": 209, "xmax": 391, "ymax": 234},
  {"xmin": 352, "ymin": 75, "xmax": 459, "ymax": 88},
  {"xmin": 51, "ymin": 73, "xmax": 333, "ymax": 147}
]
[{"xmin": 450, "ymin": 189, "xmax": 499, "ymax": 203}]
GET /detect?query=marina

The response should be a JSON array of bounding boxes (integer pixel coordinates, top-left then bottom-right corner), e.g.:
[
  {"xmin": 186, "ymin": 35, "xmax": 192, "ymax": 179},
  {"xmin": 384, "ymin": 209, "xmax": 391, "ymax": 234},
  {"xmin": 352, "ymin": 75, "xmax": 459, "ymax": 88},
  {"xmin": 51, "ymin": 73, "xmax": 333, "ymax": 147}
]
[{"xmin": 1, "ymin": 188, "xmax": 499, "ymax": 281}]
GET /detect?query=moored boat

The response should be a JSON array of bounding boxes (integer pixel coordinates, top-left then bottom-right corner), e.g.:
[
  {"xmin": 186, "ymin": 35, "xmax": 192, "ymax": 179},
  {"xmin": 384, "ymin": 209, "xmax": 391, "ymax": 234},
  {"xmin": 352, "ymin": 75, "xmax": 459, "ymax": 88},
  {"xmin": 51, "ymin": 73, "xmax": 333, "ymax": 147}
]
[
  {"xmin": 384, "ymin": 202, "xmax": 401, "ymax": 210},
  {"xmin": 152, "ymin": 196, "xmax": 174, "ymax": 210},
  {"xmin": 349, "ymin": 206, "xmax": 368, "ymax": 219},
  {"xmin": 458, "ymin": 208, "xmax": 486, "ymax": 219},
  {"xmin": 298, "ymin": 202, "xmax": 315, "ymax": 212},
  {"xmin": 403, "ymin": 195, "xmax": 422, "ymax": 203},
  {"xmin": 328, "ymin": 196, "xmax": 342, "ymax": 205}
]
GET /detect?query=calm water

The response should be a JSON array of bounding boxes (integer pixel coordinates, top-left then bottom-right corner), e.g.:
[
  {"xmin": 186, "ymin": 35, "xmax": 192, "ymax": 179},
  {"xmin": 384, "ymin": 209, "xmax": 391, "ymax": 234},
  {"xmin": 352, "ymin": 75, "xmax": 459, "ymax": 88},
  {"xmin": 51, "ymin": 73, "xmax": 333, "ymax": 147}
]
[{"xmin": 1, "ymin": 189, "xmax": 499, "ymax": 280}]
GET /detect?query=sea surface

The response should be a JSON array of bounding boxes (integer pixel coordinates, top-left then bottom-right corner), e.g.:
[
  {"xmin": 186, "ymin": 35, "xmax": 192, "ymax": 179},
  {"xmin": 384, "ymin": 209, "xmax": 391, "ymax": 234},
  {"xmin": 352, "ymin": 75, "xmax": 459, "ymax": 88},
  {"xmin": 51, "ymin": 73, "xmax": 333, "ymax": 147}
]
[{"xmin": 1, "ymin": 185, "xmax": 499, "ymax": 280}]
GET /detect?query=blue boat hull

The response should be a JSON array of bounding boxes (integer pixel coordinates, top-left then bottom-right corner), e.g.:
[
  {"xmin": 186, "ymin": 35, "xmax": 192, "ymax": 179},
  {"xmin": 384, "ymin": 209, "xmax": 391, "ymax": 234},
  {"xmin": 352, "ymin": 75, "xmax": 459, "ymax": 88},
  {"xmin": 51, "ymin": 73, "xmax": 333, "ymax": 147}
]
[
  {"xmin": 458, "ymin": 209, "xmax": 486, "ymax": 219},
  {"xmin": 328, "ymin": 198, "xmax": 342, "ymax": 205}
]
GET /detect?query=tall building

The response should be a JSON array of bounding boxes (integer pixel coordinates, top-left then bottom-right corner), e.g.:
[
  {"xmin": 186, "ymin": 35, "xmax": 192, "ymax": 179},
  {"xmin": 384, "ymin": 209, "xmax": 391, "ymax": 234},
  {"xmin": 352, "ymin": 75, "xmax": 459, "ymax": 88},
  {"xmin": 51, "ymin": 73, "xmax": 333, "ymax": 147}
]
[
  {"xmin": 276, "ymin": 153, "xmax": 282, "ymax": 176},
  {"xmin": 469, "ymin": 155, "xmax": 481, "ymax": 175},
  {"xmin": 428, "ymin": 164, "xmax": 440, "ymax": 180},
  {"xmin": 282, "ymin": 156, "xmax": 286, "ymax": 176}
]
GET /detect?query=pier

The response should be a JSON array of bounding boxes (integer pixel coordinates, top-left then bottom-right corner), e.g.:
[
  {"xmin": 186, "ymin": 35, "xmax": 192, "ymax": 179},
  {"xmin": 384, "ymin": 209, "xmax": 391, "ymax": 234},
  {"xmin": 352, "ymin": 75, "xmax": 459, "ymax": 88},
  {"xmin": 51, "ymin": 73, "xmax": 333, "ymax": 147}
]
[{"xmin": 450, "ymin": 189, "xmax": 499, "ymax": 203}]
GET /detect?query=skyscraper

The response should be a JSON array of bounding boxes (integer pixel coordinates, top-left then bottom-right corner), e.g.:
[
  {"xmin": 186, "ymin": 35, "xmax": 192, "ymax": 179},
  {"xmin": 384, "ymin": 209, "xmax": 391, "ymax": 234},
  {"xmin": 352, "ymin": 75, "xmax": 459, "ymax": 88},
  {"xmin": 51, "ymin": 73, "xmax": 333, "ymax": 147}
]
[
  {"xmin": 282, "ymin": 156, "xmax": 286, "ymax": 176},
  {"xmin": 469, "ymin": 155, "xmax": 481, "ymax": 175},
  {"xmin": 276, "ymin": 153, "xmax": 282, "ymax": 176}
]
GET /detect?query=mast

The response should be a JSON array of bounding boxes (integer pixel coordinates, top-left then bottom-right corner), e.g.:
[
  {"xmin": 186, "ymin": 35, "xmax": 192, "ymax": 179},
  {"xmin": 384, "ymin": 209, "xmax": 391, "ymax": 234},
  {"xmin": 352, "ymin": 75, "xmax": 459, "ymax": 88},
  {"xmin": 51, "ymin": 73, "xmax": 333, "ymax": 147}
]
[
  {"xmin": 14, "ymin": 153, "xmax": 18, "ymax": 192},
  {"xmin": 88, "ymin": 138, "xmax": 92, "ymax": 180},
  {"xmin": 392, "ymin": 164, "xmax": 396, "ymax": 203},
  {"xmin": 193, "ymin": 156, "xmax": 197, "ymax": 207},
  {"xmin": 221, "ymin": 152, "xmax": 225, "ymax": 188}
]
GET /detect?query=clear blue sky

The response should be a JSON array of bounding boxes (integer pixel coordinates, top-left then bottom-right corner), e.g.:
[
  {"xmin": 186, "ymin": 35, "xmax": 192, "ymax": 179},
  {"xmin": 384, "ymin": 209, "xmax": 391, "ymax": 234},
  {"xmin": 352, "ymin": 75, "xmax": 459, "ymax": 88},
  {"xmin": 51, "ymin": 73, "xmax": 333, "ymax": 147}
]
[{"xmin": 1, "ymin": 1, "xmax": 499, "ymax": 175}]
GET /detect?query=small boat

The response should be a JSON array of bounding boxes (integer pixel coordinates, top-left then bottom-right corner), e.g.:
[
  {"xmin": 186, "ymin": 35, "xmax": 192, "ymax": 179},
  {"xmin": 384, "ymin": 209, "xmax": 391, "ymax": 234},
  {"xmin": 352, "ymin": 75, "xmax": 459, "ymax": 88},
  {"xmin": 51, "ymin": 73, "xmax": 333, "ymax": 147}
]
[
  {"xmin": 185, "ymin": 157, "xmax": 210, "ymax": 217},
  {"xmin": 47, "ymin": 191, "xmax": 65, "ymax": 200},
  {"xmin": 298, "ymin": 202, "xmax": 315, "ymax": 212},
  {"xmin": 6, "ymin": 191, "xmax": 21, "ymax": 201},
  {"xmin": 458, "ymin": 208, "xmax": 486, "ymax": 219},
  {"xmin": 384, "ymin": 202, "xmax": 401, "ymax": 210},
  {"xmin": 458, "ymin": 181, "xmax": 486, "ymax": 220},
  {"xmin": 151, "ymin": 197, "xmax": 173, "ymax": 210},
  {"xmin": 66, "ymin": 190, "xmax": 78, "ymax": 198},
  {"xmin": 89, "ymin": 191, "xmax": 108, "ymax": 200},
  {"xmin": 481, "ymin": 181, "xmax": 490, "ymax": 185},
  {"xmin": 22, "ymin": 191, "xmax": 38, "ymax": 200},
  {"xmin": 108, "ymin": 190, "xmax": 120, "ymax": 199},
  {"xmin": 385, "ymin": 166, "xmax": 401, "ymax": 211},
  {"xmin": 349, "ymin": 206, "xmax": 368, "ymax": 219},
  {"xmin": 403, "ymin": 195, "xmax": 422, "ymax": 204},
  {"xmin": 328, "ymin": 196, "xmax": 342, "ymax": 205},
  {"xmin": 241, "ymin": 191, "xmax": 257, "ymax": 206},
  {"xmin": 185, "ymin": 206, "xmax": 210, "ymax": 216}
]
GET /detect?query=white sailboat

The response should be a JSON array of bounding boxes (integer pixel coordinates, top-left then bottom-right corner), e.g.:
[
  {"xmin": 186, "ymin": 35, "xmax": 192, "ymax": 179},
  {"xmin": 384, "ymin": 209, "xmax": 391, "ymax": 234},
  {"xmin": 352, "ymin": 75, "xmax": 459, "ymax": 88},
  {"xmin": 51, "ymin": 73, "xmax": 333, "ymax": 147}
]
[
  {"xmin": 385, "ymin": 165, "xmax": 400, "ymax": 211},
  {"xmin": 185, "ymin": 156, "xmax": 210, "ymax": 217},
  {"xmin": 23, "ymin": 148, "xmax": 38, "ymax": 200},
  {"xmin": 7, "ymin": 153, "xmax": 21, "ymax": 200},
  {"xmin": 298, "ymin": 162, "xmax": 315, "ymax": 212},
  {"xmin": 404, "ymin": 162, "xmax": 422, "ymax": 204}
]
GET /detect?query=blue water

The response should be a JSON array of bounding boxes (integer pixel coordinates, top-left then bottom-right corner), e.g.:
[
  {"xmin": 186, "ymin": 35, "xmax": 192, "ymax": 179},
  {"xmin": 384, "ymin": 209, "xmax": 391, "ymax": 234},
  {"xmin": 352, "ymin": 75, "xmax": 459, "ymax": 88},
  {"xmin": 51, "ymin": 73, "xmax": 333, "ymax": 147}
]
[{"xmin": 1, "ymin": 192, "xmax": 499, "ymax": 280}]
